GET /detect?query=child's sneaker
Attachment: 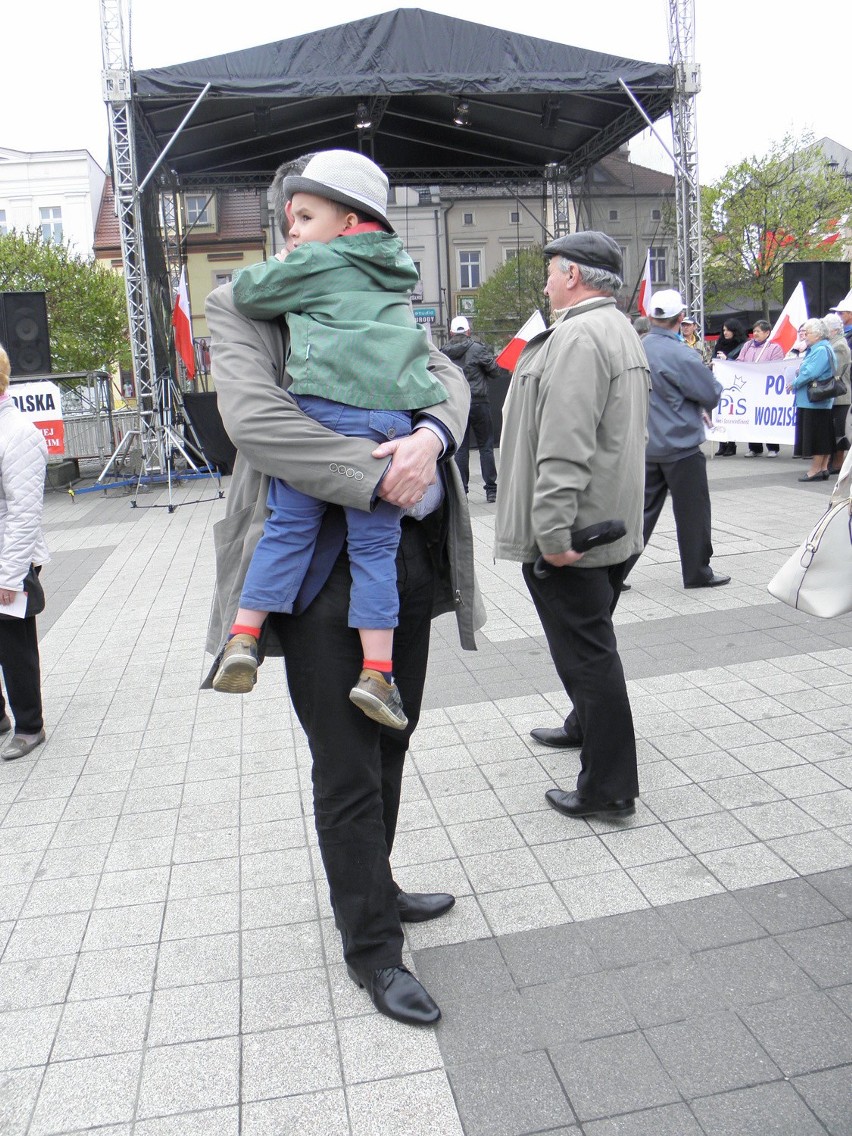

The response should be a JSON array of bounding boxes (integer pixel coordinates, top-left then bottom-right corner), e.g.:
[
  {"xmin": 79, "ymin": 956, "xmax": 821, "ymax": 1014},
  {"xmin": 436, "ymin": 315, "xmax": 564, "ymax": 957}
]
[
  {"xmin": 212, "ymin": 634, "xmax": 259, "ymax": 694},
  {"xmin": 349, "ymin": 669, "xmax": 408, "ymax": 730}
]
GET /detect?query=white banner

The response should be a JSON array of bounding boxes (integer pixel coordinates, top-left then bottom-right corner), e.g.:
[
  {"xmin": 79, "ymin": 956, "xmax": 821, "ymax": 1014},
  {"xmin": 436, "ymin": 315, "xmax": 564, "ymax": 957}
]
[
  {"xmin": 708, "ymin": 358, "xmax": 800, "ymax": 446},
  {"xmin": 9, "ymin": 380, "xmax": 65, "ymax": 455}
]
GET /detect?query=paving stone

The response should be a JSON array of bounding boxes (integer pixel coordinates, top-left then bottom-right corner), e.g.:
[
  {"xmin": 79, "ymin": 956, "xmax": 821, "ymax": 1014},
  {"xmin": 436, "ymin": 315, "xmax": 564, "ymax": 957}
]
[
  {"xmin": 792, "ymin": 1067, "xmax": 852, "ymax": 1136},
  {"xmin": 415, "ymin": 937, "xmax": 515, "ymax": 999},
  {"xmin": 431, "ymin": 988, "xmax": 541, "ymax": 1065},
  {"xmin": 146, "ymin": 980, "xmax": 239, "ymax": 1046},
  {"xmin": 447, "ymin": 1050, "xmax": 575, "ymax": 1135},
  {"xmin": 69, "ymin": 944, "xmax": 157, "ymax": 1001},
  {"xmin": 338, "ymin": 1010, "xmax": 443, "ymax": 1084},
  {"xmin": 612, "ymin": 955, "xmax": 726, "ymax": 1028},
  {"xmin": 578, "ymin": 907, "xmax": 682, "ymax": 969},
  {"xmin": 582, "ymin": 1103, "xmax": 704, "ymax": 1135},
  {"xmin": 29, "ymin": 1051, "xmax": 142, "ymax": 1134},
  {"xmin": 550, "ymin": 1031, "xmax": 680, "ymax": 1122},
  {"xmin": 696, "ymin": 937, "xmax": 816, "ymax": 1007},
  {"xmin": 155, "ymin": 933, "xmax": 240, "ymax": 988},
  {"xmin": 734, "ymin": 876, "xmax": 846, "ymax": 934},
  {"xmin": 0, "ymin": 1065, "xmax": 45, "ymax": 1136},
  {"xmin": 495, "ymin": 922, "xmax": 602, "ymax": 989},
  {"xmin": 807, "ymin": 865, "xmax": 852, "ymax": 916},
  {"xmin": 740, "ymin": 989, "xmax": 852, "ymax": 1076},
  {"xmin": 242, "ymin": 1091, "xmax": 349, "ymax": 1136},
  {"xmin": 691, "ymin": 1081, "xmax": 830, "ymax": 1136},
  {"xmin": 134, "ymin": 1107, "xmax": 240, "ymax": 1136},
  {"xmin": 82, "ymin": 903, "xmax": 164, "ymax": 951},
  {"xmin": 0, "ymin": 1004, "xmax": 61, "ymax": 1070},
  {"xmin": 645, "ymin": 1010, "xmax": 781, "ymax": 1095},
  {"xmin": 520, "ymin": 972, "xmax": 636, "ymax": 1044},
  {"xmin": 775, "ymin": 921, "xmax": 852, "ymax": 987},
  {"xmin": 346, "ymin": 1068, "xmax": 464, "ymax": 1136},
  {"xmin": 554, "ymin": 868, "xmax": 649, "ymax": 921},
  {"xmin": 3, "ymin": 911, "xmax": 90, "ymax": 962},
  {"xmin": 657, "ymin": 892, "xmax": 764, "ymax": 949},
  {"xmin": 0, "ymin": 955, "xmax": 76, "ymax": 1012},
  {"xmin": 241, "ymin": 1022, "xmax": 342, "ymax": 1101},
  {"xmin": 52, "ymin": 993, "xmax": 150, "ymax": 1060}
]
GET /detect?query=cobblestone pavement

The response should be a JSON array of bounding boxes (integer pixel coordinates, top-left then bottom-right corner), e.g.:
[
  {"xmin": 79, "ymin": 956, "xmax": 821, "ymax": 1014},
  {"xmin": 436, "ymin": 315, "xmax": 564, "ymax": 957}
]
[{"xmin": 1, "ymin": 450, "xmax": 850, "ymax": 1135}]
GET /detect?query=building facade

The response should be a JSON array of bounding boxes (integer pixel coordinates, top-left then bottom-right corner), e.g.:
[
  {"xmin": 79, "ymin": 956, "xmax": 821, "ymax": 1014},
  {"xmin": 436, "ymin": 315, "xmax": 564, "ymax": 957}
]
[{"xmin": 0, "ymin": 147, "xmax": 106, "ymax": 254}]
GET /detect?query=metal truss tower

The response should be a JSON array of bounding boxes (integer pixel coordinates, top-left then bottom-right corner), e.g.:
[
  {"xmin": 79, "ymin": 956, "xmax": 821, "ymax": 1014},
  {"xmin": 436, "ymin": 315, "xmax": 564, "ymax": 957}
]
[
  {"xmin": 100, "ymin": 0, "xmax": 165, "ymax": 472},
  {"xmin": 668, "ymin": 0, "xmax": 704, "ymax": 331}
]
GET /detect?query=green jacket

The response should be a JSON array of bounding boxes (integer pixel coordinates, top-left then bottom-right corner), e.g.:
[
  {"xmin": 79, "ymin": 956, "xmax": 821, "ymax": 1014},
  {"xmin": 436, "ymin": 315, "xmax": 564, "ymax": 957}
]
[{"xmin": 232, "ymin": 232, "xmax": 447, "ymax": 411}]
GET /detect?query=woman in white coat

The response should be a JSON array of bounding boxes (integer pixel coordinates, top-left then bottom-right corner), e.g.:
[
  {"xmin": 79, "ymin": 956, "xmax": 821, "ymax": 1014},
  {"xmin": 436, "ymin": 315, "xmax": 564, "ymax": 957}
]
[{"xmin": 0, "ymin": 344, "xmax": 50, "ymax": 760}]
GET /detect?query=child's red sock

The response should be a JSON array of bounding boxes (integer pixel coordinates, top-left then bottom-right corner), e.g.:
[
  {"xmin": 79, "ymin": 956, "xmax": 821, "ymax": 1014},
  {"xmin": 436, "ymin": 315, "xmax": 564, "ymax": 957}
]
[
  {"xmin": 363, "ymin": 658, "xmax": 393, "ymax": 683},
  {"xmin": 230, "ymin": 624, "xmax": 261, "ymax": 639}
]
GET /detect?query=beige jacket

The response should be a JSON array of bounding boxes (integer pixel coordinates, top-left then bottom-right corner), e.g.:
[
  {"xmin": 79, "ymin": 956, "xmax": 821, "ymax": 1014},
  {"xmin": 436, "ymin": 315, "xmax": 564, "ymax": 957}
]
[
  {"xmin": 203, "ymin": 284, "xmax": 484, "ymax": 667},
  {"xmin": 494, "ymin": 296, "xmax": 650, "ymax": 566}
]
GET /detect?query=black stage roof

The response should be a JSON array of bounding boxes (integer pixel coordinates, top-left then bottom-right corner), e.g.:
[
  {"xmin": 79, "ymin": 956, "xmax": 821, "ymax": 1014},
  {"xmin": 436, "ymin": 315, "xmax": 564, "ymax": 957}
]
[{"xmin": 132, "ymin": 8, "xmax": 674, "ymax": 187}]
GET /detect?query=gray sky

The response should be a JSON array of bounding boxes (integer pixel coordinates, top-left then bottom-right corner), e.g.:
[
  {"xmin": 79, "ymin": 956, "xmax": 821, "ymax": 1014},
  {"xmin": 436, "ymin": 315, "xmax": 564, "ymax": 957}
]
[{"xmin": 4, "ymin": 0, "xmax": 847, "ymax": 185}]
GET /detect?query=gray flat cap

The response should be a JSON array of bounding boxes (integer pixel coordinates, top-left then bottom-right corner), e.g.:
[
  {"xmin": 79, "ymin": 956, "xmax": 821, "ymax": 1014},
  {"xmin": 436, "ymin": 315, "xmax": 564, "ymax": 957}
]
[{"xmin": 543, "ymin": 231, "xmax": 623, "ymax": 276}]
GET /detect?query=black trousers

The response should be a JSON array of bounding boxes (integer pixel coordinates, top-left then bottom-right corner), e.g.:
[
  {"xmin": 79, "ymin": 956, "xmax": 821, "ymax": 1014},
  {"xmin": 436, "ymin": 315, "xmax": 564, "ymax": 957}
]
[
  {"xmin": 454, "ymin": 401, "xmax": 497, "ymax": 494},
  {"xmin": 270, "ymin": 520, "xmax": 435, "ymax": 973},
  {"xmin": 0, "ymin": 615, "xmax": 43, "ymax": 734},
  {"xmin": 629, "ymin": 451, "xmax": 714, "ymax": 587},
  {"xmin": 524, "ymin": 560, "xmax": 638, "ymax": 802},
  {"xmin": 748, "ymin": 443, "xmax": 779, "ymax": 454}
]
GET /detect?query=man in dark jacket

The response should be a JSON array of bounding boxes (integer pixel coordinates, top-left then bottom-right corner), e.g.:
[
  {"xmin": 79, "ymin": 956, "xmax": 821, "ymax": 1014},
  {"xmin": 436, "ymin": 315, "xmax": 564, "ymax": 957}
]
[
  {"xmin": 626, "ymin": 289, "xmax": 731, "ymax": 589},
  {"xmin": 441, "ymin": 316, "xmax": 502, "ymax": 502}
]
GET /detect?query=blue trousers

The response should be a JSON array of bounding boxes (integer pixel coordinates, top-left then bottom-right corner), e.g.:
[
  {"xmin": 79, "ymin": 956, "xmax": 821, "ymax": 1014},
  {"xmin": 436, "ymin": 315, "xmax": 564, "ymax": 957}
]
[{"xmin": 240, "ymin": 395, "xmax": 412, "ymax": 630}]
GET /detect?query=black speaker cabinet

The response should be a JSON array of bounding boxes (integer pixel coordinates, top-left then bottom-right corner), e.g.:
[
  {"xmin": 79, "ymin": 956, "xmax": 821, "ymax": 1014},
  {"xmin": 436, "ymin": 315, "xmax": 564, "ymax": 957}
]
[
  {"xmin": 0, "ymin": 292, "xmax": 51, "ymax": 376},
  {"xmin": 783, "ymin": 262, "xmax": 850, "ymax": 317}
]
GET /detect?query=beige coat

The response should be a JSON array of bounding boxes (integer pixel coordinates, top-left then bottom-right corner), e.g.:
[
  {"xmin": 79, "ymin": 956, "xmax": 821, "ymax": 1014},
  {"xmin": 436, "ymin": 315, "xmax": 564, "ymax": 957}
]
[
  {"xmin": 203, "ymin": 284, "xmax": 484, "ymax": 668},
  {"xmin": 494, "ymin": 296, "xmax": 650, "ymax": 566}
]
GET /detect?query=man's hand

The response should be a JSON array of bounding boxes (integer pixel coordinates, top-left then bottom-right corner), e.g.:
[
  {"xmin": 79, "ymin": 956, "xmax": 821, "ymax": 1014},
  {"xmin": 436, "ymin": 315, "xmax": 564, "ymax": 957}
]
[
  {"xmin": 373, "ymin": 428, "xmax": 443, "ymax": 508},
  {"xmin": 542, "ymin": 550, "xmax": 585, "ymax": 568},
  {"xmin": 0, "ymin": 589, "xmax": 17, "ymax": 606}
]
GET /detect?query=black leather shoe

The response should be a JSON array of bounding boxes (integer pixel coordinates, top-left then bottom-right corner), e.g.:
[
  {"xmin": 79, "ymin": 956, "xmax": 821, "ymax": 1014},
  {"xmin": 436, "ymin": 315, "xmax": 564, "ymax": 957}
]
[
  {"xmin": 545, "ymin": 788, "xmax": 635, "ymax": 818},
  {"xmin": 684, "ymin": 573, "xmax": 731, "ymax": 589},
  {"xmin": 347, "ymin": 964, "xmax": 441, "ymax": 1025},
  {"xmin": 396, "ymin": 891, "xmax": 455, "ymax": 923},
  {"xmin": 485, "ymin": 492, "xmax": 497, "ymax": 503},
  {"xmin": 530, "ymin": 725, "xmax": 583, "ymax": 749}
]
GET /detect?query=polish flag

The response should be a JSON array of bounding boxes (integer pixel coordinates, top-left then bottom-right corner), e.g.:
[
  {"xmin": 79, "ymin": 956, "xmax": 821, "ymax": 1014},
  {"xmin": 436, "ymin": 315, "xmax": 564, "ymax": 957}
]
[
  {"xmin": 767, "ymin": 281, "xmax": 809, "ymax": 356},
  {"xmin": 637, "ymin": 249, "xmax": 653, "ymax": 317},
  {"xmin": 172, "ymin": 267, "xmax": 196, "ymax": 379},
  {"xmin": 496, "ymin": 310, "xmax": 547, "ymax": 371}
]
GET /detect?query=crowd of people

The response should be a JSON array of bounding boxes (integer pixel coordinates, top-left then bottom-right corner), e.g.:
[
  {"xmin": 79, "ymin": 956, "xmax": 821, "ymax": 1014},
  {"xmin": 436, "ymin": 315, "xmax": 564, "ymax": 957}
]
[{"xmin": 1, "ymin": 144, "xmax": 849, "ymax": 1034}]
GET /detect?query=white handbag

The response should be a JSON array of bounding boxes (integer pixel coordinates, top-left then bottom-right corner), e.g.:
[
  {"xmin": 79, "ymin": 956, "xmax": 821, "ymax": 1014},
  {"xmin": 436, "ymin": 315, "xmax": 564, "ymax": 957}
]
[{"xmin": 767, "ymin": 449, "xmax": 852, "ymax": 617}]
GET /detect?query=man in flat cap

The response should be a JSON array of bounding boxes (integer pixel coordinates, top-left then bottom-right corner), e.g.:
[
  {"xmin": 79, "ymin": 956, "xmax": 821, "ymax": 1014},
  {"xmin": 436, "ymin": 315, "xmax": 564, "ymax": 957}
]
[{"xmin": 495, "ymin": 232, "xmax": 650, "ymax": 818}]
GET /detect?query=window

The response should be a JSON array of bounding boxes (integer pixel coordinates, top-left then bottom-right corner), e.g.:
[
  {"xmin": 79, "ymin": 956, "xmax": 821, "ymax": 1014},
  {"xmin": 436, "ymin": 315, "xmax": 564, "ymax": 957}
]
[
  {"xmin": 651, "ymin": 208, "xmax": 662, "ymax": 221},
  {"xmin": 609, "ymin": 209, "xmax": 619, "ymax": 222},
  {"xmin": 649, "ymin": 246, "xmax": 667, "ymax": 284},
  {"xmin": 510, "ymin": 210, "xmax": 520, "ymax": 224},
  {"xmin": 186, "ymin": 194, "xmax": 211, "ymax": 226},
  {"xmin": 458, "ymin": 250, "xmax": 481, "ymax": 289},
  {"xmin": 619, "ymin": 246, "xmax": 629, "ymax": 278},
  {"xmin": 213, "ymin": 271, "xmax": 233, "ymax": 287},
  {"xmin": 39, "ymin": 206, "xmax": 62, "ymax": 243},
  {"xmin": 0, "ymin": 209, "xmax": 6, "ymax": 235},
  {"xmin": 462, "ymin": 211, "xmax": 474, "ymax": 226},
  {"xmin": 504, "ymin": 246, "xmax": 533, "ymax": 262},
  {"xmin": 410, "ymin": 260, "xmax": 423, "ymax": 300}
]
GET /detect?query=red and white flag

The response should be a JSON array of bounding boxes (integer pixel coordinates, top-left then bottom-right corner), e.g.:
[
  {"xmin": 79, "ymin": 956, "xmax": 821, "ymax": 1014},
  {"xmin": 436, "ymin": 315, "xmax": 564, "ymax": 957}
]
[
  {"xmin": 172, "ymin": 267, "xmax": 196, "ymax": 379},
  {"xmin": 767, "ymin": 281, "xmax": 808, "ymax": 356},
  {"xmin": 637, "ymin": 249, "xmax": 653, "ymax": 317},
  {"xmin": 496, "ymin": 310, "xmax": 547, "ymax": 371}
]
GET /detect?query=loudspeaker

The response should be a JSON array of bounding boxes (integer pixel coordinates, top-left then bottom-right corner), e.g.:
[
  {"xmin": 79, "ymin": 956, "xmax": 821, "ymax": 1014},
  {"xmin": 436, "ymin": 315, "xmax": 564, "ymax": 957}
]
[
  {"xmin": 783, "ymin": 262, "xmax": 850, "ymax": 317},
  {"xmin": 0, "ymin": 292, "xmax": 51, "ymax": 376}
]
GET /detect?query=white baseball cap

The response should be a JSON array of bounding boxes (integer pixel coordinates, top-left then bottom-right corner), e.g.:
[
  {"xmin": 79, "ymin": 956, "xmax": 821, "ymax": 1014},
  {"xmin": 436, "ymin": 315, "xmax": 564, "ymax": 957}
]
[
  {"xmin": 649, "ymin": 289, "xmax": 686, "ymax": 318},
  {"xmin": 450, "ymin": 316, "xmax": 470, "ymax": 333},
  {"xmin": 829, "ymin": 289, "xmax": 852, "ymax": 314}
]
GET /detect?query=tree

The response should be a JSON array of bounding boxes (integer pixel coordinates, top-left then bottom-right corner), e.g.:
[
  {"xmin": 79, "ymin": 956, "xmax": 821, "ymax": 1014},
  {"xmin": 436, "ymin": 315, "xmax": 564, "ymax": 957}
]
[
  {"xmin": 469, "ymin": 245, "xmax": 550, "ymax": 349},
  {"xmin": 702, "ymin": 133, "xmax": 850, "ymax": 319},
  {"xmin": 0, "ymin": 229, "xmax": 130, "ymax": 374}
]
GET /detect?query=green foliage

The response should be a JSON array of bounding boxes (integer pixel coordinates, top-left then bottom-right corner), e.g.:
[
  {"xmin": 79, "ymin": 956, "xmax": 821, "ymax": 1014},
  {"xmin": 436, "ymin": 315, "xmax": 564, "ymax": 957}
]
[
  {"xmin": 0, "ymin": 229, "xmax": 130, "ymax": 374},
  {"xmin": 468, "ymin": 245, "xmax": 550, "ymax": 348},
  {"xmin": 702, "ymin": 133, "xmax": 849, "ymax": 318}
]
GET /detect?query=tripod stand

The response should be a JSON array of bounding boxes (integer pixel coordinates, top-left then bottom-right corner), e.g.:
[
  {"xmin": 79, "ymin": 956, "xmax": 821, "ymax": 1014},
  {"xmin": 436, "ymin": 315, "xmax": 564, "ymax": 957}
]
[{"xmin": 81, "ymin": 373, "xmax": 224, "ymax": 513}]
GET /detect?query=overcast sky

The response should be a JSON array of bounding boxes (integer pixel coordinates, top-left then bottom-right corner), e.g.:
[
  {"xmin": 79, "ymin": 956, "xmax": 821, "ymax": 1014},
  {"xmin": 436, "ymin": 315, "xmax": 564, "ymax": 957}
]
[{"xmin": 4, "ymin": 0, "xmax": 847, "ymax": 186}]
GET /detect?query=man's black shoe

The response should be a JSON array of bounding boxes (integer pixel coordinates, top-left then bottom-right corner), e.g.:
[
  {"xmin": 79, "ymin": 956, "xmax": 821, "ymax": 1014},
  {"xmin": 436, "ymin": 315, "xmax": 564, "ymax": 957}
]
[
  {"xmin": 396, "ymin": 891, "xmax": 455, "ymax": 923},
  {"xmin": 486, "ymin": 492, "xmax": 497, "ymax": 503},
  {"xmin": 347, "ymin": 964, "xmax": 441, "ymax": 1025},
  {"xmin": 684, "ymin": 573, "xmax": 731, "ymax": 589},
  {"xmin": 530, "ymin": 726, "xmax": 583, "ymax": 749},
  {"xmin": 545, "ymin": 788, "xmax": 635, "ymax": 818}
]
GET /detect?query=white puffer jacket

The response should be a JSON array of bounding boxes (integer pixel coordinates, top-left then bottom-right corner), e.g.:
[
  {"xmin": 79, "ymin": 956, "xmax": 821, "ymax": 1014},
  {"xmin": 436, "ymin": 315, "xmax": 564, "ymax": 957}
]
[{"xmin": 0, "ymin": 398, "xmax": 50, "ymax": 592}]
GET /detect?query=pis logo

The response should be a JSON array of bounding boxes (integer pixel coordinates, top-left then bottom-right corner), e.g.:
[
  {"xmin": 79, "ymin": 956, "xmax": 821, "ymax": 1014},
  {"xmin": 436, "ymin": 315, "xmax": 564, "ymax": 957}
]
[{"xmin": 718, "ymin": 375, "xmax": 747, "ymax": 417}]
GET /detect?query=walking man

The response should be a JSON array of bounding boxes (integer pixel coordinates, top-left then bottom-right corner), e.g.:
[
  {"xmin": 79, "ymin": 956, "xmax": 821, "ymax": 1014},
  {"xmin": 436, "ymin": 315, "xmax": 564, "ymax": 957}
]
[
  {"xmin": 495, "ymin": 233, "xmax": 649, "ymax": 818},
  {"xmin": 441, "ymin": 316, "xmax": 502, "ymax": 501}
]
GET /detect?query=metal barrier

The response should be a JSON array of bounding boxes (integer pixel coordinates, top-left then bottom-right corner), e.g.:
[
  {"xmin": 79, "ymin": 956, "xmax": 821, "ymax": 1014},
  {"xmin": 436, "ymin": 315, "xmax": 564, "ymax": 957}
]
[{"xmin": 61, "ymin": 410, "xmax": 139, "ymax": 464}]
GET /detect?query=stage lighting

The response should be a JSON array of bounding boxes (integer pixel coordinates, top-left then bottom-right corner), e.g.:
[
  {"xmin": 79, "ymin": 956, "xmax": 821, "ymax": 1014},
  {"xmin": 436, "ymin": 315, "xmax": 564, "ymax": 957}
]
[
  {"xmin": 453, "ymin": 100, "xmax": 471, "ymax": 127},
  {"xmin": 355, "ymin": 103, "xmax": 372, "ymax": 130}
]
